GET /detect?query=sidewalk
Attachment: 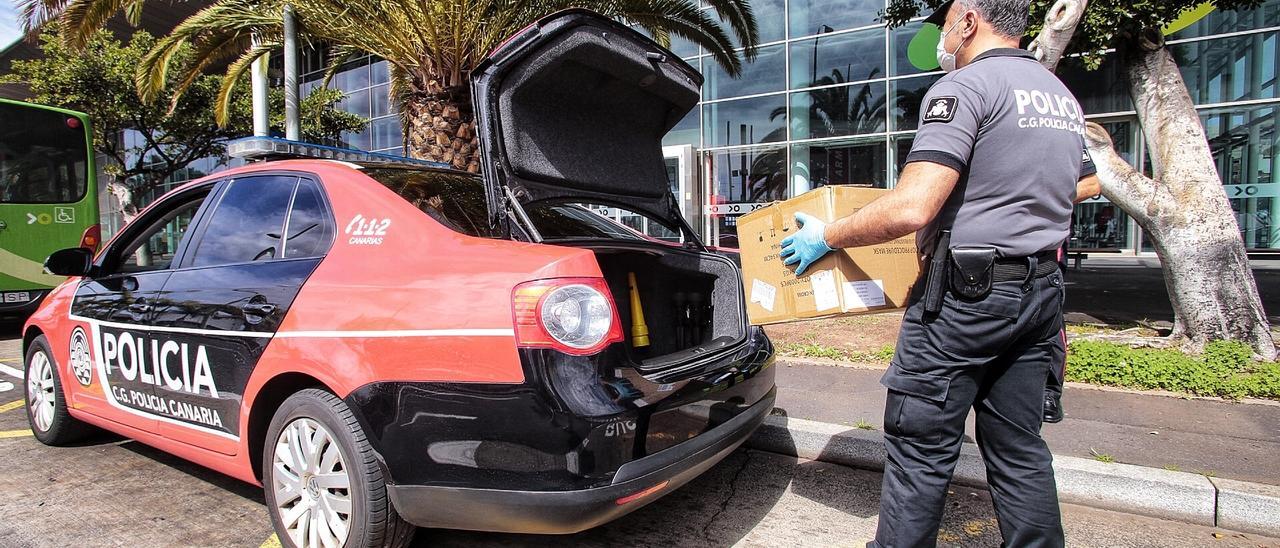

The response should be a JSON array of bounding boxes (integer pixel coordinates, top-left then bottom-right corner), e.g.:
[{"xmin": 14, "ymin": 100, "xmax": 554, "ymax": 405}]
[{"xmin": 773, "ymin": 358, "xmax": 1280, "ymax": 486}]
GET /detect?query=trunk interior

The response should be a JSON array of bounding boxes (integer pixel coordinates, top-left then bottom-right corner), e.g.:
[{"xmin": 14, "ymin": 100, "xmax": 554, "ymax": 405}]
[{"xmin": 584, "ymin": 244, "xmax": 747, "ymax": 370}]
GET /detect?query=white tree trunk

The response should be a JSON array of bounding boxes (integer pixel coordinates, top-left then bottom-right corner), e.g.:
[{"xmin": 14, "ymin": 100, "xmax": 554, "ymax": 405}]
[
  {"xmin": 1031, "ymin": 5, "xmax": 1276, "ymax": 359},
  {"xmin": 1027, "ymin": 0, "xmax": 1087, "ymax": 71},
  {"xmin": 105, "ymin": 179, "xmax": 139, "ymax": 224}
]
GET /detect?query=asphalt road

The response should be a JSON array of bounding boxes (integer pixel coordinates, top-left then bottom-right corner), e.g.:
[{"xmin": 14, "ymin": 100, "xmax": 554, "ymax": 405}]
[{"xmin": 0, "ymin": 328, "xmax": 1277, "ymax": 547}]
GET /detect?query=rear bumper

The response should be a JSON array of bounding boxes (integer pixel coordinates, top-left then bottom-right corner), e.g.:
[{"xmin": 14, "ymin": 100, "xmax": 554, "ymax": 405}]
[{"xmin": 387, "ymin": 387, "xmax": 774, "ymax": 533}]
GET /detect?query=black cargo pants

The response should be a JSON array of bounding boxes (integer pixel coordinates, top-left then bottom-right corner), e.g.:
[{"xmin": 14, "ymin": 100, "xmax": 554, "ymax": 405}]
[{"xmin": 870, "ymin": 266, "xmax": 1066, "ymax": 548}]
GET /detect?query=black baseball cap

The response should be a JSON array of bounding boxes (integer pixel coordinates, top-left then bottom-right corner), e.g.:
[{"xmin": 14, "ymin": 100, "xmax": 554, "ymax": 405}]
[{"xmin": 923, "ymin": 0, "xmax": 956, "ymax": 26}]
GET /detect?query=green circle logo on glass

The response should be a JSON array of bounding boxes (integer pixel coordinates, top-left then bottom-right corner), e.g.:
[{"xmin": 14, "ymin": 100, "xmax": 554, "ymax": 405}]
[{"xmin": 906, "ymin": 2, "xmax": 1218, "ymax": 72}]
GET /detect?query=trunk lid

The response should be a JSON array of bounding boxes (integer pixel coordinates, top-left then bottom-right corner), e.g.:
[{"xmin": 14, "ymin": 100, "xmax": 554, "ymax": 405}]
[{"xmin": 471, "ymin": 9, "xmax": 703, "ymax": 238}]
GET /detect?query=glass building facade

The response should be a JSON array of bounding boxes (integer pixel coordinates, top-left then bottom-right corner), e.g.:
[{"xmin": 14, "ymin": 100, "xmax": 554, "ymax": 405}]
[
  {"xmin": 105, "ymin": 1, "xmax": 1280, "ymax": 252},
  {"xmin": 644, "ymin": 0, "xmax": 1280, "ymax": 251}
]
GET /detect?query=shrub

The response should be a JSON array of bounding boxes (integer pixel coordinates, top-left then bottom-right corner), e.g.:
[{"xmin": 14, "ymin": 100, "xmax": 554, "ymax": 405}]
[{"xmin": 1066, "ymin": 340, "xmax": 1280, "ymax": 400}]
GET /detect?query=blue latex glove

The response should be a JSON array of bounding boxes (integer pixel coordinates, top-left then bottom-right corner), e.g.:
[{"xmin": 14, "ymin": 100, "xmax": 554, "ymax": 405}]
[{"xmin": 779, "ymin": 212, "xmax": 834, "ymax": 276}]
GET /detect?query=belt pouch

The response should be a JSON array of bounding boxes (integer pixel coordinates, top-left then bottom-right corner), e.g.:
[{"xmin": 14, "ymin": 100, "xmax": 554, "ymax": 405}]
[{"xmin": 949, "ymin": 246, "xmax": 997, "ymax": 300}]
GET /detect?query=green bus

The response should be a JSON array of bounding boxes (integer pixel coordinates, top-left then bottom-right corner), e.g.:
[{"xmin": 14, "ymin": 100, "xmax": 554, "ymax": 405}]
[{"xmin": 0, "ymin": 98, "xmax": 99, "ymax": 318}]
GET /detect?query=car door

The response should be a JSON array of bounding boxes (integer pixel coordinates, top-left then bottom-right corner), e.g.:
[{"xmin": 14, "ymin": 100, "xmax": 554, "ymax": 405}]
[
  {"xmin": 149, "ymin": 174, "xmax": 334, "ymax": 454},
  {"xmin": 68, "ymin": 183, "xmax": 215, "ymax": 433}
]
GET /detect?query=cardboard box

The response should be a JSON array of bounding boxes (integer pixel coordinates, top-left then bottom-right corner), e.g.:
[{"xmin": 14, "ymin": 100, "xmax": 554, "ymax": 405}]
[{"xmin": 737, "ymin": 186, "xmax": 924, "ymax": 325}]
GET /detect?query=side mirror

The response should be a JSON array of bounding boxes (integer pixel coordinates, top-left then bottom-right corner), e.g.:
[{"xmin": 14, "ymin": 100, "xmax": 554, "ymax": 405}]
[{"xmin": 45, "ymin": 248, "xmax": 95, "ymax": 277}]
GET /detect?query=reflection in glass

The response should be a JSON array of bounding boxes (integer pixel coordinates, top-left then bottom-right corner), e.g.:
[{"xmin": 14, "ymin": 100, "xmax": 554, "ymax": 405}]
[
  {"xmin": 790, "ymin": 82, "xmax": 887, "ymax": 140},
  {"xmin": 371, "ymin": 60, "xmax": 390, "ymax": 85},
  {"xmin": 333, "ymin": 60, "xmax": 371, "ymax": 91},
  {"xmin": 736, "ymin": 0, "xmax": 785, "ymax": 46},
  {"xmin": 789, "ymin": 28, "xmax": 885, "ymax": 89},
  {"xmin": 706, "ymin": 147, "xmax": 788, "ymax": 247},
  {"xmin": 1201, "ymin": 104, "xmax": 1280, "ymax": 248},
  {"xmin": 1058, "ymin": 56, "xmax": 1132, "ymax": 114},
  {"xmin": 704, "ymin": 44, "xmax": 786, "ymax": 100},
  {"xmin": 788, "ymin": 0, "xmax": 883, "ymax": 39},
  {"xmin": 1071, "ymin": 202, "xmax": 1130, "ymax": 250},
  {"xmin": 703, "ymin": 95, "xmax": 788, "ymax": 147},
  {"xmin": 890, "ymin": 22, "xmax": 932, "ymax": 77},
  {"xmin": 1072, "ymin": 121, "xmax": 1133, "ymax": 250},
  {"xmin": 892, "ymin": 136, "xmax": 914, "ymax": 177},
  {"xmin": 792, "ymin": 139, "xmax": 887, "ymax": 192},
  {"xmin": 1172, "ymin": 32, "xmax": 1278, "ymax": 105},
  {"xmin": 1169, "ymin": 0, "xmax": 1279, "ymax": 41},
  {"xmin": 340, "ymin": 88, "xmax": 371, "ymax": 117},
  {"xmin": 371, "ymin": 117, "xmax": 401, "ymax": 151},
  {"xmin": 371, "ymin": 84, "xmax": 392, "ymax": 118},
  {"xmin": 890, "ymin": 75, "xmax": 942, "ymax": 131},
  {"xmin": 663, "ymin": 108, "xmax": 700, "ymax": 148}
]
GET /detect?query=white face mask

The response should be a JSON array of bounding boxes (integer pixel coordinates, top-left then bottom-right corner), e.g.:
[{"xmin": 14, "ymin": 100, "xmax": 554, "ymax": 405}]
[{"xmin": 935, "ymin": 13, "xmax": 971, "ymax": 73}]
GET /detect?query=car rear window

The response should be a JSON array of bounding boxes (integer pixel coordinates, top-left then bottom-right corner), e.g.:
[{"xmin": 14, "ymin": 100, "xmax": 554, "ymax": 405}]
[
  {"xmin": 361, "ymin": 167, "xmax": 665, "ymax": 242},
  {"xmin": 362, "ymin": 168, "xmax": 498, "ymax": 238}
]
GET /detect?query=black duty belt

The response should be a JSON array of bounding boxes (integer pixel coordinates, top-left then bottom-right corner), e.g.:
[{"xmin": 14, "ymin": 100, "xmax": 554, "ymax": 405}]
[{"xmin": 991, "ymin": 250, "xmax": 1059, "ymax": 282}]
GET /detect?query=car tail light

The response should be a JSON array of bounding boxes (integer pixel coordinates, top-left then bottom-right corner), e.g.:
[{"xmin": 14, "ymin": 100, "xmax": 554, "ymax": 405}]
[
  {"xmin": 79, "ymin": 224, "xmax": 101, "ymax": 251},
  {"xmin": 512, "ymin": 278, "xmax": 623, "ymax": 355}
]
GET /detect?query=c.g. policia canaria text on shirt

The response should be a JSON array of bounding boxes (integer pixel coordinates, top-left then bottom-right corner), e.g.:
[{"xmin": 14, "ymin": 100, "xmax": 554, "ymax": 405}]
[{"xmin": 1013, "ymin": 89, "xmax": 1085, "ymax": 135}]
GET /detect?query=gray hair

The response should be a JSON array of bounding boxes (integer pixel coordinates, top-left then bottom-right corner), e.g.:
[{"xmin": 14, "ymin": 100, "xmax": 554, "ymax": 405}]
[{"xmin": 958, "ymin": 0, "xmax": 1032, "ymax": 38}]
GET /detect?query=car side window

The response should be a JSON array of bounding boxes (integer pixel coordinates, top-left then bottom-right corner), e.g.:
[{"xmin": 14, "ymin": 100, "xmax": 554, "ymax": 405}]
[
  {"xmin": 189, "ymin": 176, "xmax": 295, "ymax": 267},
  {"xmin": 282, "ymin": 180, "xmax": 333, "ymax": 259},
  {"xmin": 117, "ymin": 197, "xmax": 205, "ymax": 274}
]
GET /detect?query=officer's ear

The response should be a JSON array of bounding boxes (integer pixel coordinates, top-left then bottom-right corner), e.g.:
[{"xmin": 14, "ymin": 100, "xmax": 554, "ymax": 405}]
[{"xmin": 960, "ymin": 10, "xmax": 981, "ymax": 40}]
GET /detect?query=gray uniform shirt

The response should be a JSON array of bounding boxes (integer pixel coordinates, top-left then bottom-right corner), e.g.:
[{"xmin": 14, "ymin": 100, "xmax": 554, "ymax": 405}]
[{"xmin": 907, "ymin": 48, "xmax": 1095, "ymax": 258}]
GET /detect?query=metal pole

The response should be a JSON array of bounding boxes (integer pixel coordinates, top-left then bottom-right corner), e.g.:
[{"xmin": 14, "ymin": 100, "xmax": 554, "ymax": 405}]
[
  {"xmin": 251, "ymin": 35, "xmax": 269, "ymax": 137},
  {"xmin": 283, "ymin": 4, "xmax": 302, "ymax": 141}
]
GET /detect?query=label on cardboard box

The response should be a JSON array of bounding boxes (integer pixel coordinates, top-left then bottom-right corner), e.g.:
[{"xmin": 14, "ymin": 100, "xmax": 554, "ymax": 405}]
[
  {"xmin": 843, "ymin": 280, "xmax": 886, "ymax": 309},
  {"xmin": 737, "ymin": 185, "xmax": 923, "ymax": 325},
  {"xmin": 750, "ymin": 279, "xmax": 777, "ymax": 312},
  {"xmin": 811, "ymin": 270, "xmax": 840, "ymax": 311}
]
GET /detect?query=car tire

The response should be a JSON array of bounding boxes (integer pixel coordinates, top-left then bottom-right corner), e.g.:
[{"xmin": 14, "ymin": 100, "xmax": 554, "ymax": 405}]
[
  {"xmin": 263, "ymin": 388, "xmax": 414, "ymax": 548},
  {"xmin": 24, "ymin": 335, "xmax": 93, "ymax": 445}
]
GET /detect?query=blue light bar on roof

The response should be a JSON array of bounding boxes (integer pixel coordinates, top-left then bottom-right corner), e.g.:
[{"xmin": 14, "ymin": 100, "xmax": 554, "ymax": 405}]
[{"xmin": 227, "ymin": 136, "xmax": 450, "ymax": 168}]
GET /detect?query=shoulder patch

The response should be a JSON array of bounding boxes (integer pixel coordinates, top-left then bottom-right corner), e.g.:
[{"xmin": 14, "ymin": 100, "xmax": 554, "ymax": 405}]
[{"xmin": 923, "ymin": 96, "xmax": 959, "ymax": 123}]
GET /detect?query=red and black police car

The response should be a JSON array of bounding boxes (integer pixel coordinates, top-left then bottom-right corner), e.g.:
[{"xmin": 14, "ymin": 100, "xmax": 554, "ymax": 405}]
[{"xmin": 22, "ymin": 10, "xmax": 775, "ymax": 547}]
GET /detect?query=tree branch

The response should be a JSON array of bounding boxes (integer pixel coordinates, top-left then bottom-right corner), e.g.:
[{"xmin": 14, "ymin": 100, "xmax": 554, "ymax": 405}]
[{"xmin": 1028, "ymin": 0, "xmax": 1088, "ymax": 72}]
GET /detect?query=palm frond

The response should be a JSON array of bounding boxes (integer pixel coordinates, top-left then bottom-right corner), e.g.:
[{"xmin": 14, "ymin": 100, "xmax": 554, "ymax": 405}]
[
  {"xmin": 135, "ymin": 0, "xmax": 283, "ymax": 104},
  {"xmin": 59, "ymin": 0, "xmax": 136, "ymax": 48},
  {"xmin": 17, "ymin": 0, "xmax": 69, "ymax": 34},
  {"xmin": 215, "ymin": 41, "xmax": 279, "ymax": 126}
]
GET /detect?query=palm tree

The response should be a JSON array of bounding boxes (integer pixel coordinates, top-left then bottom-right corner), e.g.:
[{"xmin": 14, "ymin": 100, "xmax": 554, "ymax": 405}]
[{"xmin": 21, "ymin": 0, "xmax": 758, "ymax": 172}]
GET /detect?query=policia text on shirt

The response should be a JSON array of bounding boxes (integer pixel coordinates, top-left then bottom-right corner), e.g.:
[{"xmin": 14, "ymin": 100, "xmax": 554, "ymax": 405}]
[{"xmin": 777, "ymin": 0, "xmax": 1104, "ymax": 546}]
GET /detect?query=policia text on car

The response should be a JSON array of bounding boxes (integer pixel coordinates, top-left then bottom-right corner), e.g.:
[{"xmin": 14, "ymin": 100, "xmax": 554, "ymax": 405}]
[{"xmin": 778, "ymin": 0, "xmax": 1102, "ymax": 546}]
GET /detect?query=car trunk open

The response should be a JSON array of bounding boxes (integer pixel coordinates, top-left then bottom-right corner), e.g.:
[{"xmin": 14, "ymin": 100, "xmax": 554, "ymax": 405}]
[
  {"xmin": 575, "ymin": 242, "xmax": 746, "ymax": 371},
  {"xmin": 470, "ymin": 10, "xmax": 748, "ymax": 368},
  {"xmin": 471, "ymin": 9, "xmax": 702, "ymax": 235}
]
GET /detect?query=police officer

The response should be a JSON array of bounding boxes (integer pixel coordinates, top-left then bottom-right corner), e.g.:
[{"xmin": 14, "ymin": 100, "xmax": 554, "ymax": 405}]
[{"xmin": 779, "ymin": 0, "xmax": 1100, "ymax": 545}]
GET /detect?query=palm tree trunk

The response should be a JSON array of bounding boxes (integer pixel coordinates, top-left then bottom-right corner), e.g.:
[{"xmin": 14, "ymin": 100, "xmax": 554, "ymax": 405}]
[{"xmin": 401, "ymin": 90, "xmax": 480, "ymax": 173}]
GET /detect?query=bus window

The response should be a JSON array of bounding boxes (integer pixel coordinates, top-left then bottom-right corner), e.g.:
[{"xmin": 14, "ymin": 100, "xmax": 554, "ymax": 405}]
[{"xmin": 0, "ymin": 103, "xmax": 90, "ymax": 204}]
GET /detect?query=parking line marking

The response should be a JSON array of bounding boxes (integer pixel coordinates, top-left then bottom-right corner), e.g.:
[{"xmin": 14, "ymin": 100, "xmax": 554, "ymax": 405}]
[
  {"xmin": 0, "ymin": 429, "xmax": 32, "ymax": 439},
  {"xmin": 260, "ymin": 533, "xmax": 281, "ymax": 548},
  {"xmin": 0, "ymin": 363, "xmax": 22, "ymax": 379},
  {"xmin": 0, "ymin": 401, "xmax": 22, "ymax": 413}
]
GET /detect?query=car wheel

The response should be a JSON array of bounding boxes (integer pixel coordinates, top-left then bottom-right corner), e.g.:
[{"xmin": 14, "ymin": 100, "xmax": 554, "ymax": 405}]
[
  {"xmin": 263, "ymin": 388, "xmax": 414, "ymax": 548},
  {"xmin": 24, "ymin": 335, "xmax": 92, "ymax": 445}
]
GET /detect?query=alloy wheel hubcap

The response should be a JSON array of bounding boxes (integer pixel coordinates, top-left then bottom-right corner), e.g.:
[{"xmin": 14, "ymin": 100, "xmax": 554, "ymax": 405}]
[
  {"xmin": 272, "ymin": 417, "xmax": 352, "ymax": 548},
  {"xmin": 26, "ymin": 351, "xmax": 55, "ymax": 433}
]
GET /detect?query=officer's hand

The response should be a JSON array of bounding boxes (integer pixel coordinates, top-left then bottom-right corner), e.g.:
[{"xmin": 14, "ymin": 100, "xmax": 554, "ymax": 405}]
[{"xmin": 780, "ymin": 212, "xmax": 834, "ymax": 276}]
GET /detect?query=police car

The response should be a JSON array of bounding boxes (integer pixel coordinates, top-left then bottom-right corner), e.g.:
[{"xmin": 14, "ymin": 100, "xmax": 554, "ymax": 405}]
[{"xmin": 21, "ymin": 11, "xmax": 775, "ymax": 548}]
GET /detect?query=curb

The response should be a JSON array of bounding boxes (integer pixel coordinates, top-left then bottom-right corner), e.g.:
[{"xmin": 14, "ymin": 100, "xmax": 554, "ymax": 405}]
[{"xmin": 745, "ymin": 415, "xmax": 1280, "ymax": 537}]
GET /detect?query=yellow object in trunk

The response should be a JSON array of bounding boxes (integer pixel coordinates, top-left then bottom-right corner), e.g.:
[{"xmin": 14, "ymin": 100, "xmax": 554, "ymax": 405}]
[{"xmin": 628, "ymin": 272, "xmax": 650, "ymax": 347}]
